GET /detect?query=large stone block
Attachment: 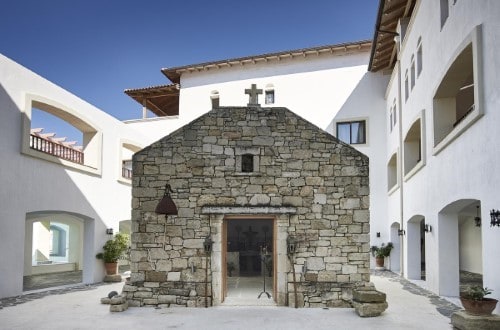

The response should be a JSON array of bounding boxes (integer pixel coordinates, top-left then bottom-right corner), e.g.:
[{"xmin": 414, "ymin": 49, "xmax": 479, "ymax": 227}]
[
  {"xmin": 451, "ymin": 311, "xmax": 500, "ymax": 330},
  {"xmin": 110, "ymin": 302, "xmax": 128, "ymax": 312},
  {"xmin": 353, "ymin": 301, "xmax": 388, "ymax": 317},
  {"xmin": 353, "ymin": 290, "xmax": 386, "ymax": 303}
]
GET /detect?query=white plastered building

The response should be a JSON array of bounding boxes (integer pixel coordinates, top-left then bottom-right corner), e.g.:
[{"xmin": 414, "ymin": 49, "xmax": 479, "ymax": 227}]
[
  {"xmin": 329, "ymin": 0, "xmax": 500, "ymax": 311},
  {"xmin": 1, "ymin": 0, "xmax": 499, "ymax": 314}
]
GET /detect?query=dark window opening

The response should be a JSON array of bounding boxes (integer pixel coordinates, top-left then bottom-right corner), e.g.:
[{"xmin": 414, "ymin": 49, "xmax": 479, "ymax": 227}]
[{"xmin": 241, "ymin": 154, "xmax": 254, "ymax": 172}]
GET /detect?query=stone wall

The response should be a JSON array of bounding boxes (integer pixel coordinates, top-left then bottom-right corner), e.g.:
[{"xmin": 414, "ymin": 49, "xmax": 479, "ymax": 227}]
[{"xmin": 128, "ymin": 106, "xmax": 370, "ymax": 307}]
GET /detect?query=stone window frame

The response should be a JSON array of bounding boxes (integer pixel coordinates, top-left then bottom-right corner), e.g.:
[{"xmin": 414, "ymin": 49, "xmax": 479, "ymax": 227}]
[{"xmin": 235, "ymin": 147, "xmax": 260, "ymax": 175}]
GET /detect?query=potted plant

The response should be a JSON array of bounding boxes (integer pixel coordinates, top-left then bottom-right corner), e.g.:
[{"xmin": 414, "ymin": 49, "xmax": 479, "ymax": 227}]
[
  {"xmin": 96, "ymin": 233, "xmax": 129, "ymax": 275},
  {"xmin": 370, "ymin": 242, "xmax": 393, "ymax": 269},
  {"xmin": 460, "ymin": 286, "xmax": 498, "ymax": 315}
]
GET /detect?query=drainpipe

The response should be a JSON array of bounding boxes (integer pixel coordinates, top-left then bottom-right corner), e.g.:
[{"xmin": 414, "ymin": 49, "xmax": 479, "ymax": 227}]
[{"xmin": 396, "ymin": 59, "xmax": 405, "ymax": 277}]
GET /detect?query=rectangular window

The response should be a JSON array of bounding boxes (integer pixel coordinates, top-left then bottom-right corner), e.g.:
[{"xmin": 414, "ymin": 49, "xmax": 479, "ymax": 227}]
[
  {"xmin": 265, "ymin": 90, "xmax": 275, "ymax": 104},
  {"xmin": 336, "ymin": 121, "xmax": 366, "ymax": 144}
]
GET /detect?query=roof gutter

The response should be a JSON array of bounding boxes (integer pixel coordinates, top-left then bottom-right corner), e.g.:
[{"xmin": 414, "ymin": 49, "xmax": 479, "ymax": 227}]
[{"xmin": 368, "ymin": 0, "xmax": 386, "ymax": 71}]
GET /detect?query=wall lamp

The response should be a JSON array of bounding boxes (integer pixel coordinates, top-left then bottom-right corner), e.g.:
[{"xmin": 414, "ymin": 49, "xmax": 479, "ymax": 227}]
[
  {"xmin": 203, "ymin": 236, "xmax": 213, "ymax": 255},
  {"xmin": 474, "ymin": 205, "xmax": 481, "ymax": 227},
  {"xmin": 155, "ymin": 183, "xmax": 178, "ymax": 215},
  {"xmin": 398, "ymin": 229, "xmax": 405, "ymax": 236},
  {"xmin": 287, "ymin": 236, "xmax": 297, "ymax": 255},
  {"xmin": 424, "ymin": 224, "xmax": 432, "ymax": 233},
  {"xmin": 106, "ymin": 228, "xmax": 114, "ymax": 235},
  {"xmin": 490, "ymin": 209, "xmax": 500, "ymax": 227}
]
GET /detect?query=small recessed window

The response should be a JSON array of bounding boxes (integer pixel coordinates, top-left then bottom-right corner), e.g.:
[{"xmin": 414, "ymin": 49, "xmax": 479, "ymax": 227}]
[
  {"xmin": 336, "ymin": 120, "xmax": 366, "ymax": 144},
  {"xmin": 417, "ymin": 38, "xmax": 423, "ymax": 77},
  {"xmin": 410, "ymin": 55, "xmax": 416, "ymax": 90},
  {"xmin": 241, "ymin": 154, "xmax": 254, "ymax": 172},
  {"xmin": 405, "ymin": 70, "xmax": 409, "ymax": 101},
  {"xmin": 265, "ymin": 90, "xmax": 275, "ymax": 104}
]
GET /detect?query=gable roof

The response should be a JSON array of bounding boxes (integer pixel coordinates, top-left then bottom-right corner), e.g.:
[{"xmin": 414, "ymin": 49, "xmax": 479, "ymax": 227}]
[
  {"xmin": 368, "ymin": 0, "xmax": 416, "ymax": 72},
  {"xmin": 161, "ymin": 40, "xmax": 372, "ymax": 84},
  {"xmin": 136, "ymin": 106, "xmax": 368, "ymax": 161}
]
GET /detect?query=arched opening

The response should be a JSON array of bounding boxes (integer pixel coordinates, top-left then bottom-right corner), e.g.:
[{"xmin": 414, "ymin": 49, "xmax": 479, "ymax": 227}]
[
  {"xmin": 390, "ymin": 222, "xmax": 401, "ymax": 273},
  {"xmin": 120, "ymin": 141, "xmax": 142, "ymax": 181},
  {"xmin": 118, "ymin": 220, "xmax": 132, "ymax": 273},
  {"xmin": 403, "ymin": 118, "xmax": 422, "ymax": 176},
  {"xmin": 23, "ymin": 96, "xmax": 102, "ymax": 174},
  {"xmin": 407, "ymin": 215, "xmax": 425, "ymax": 280},
  {"xmin": 387, "ymin": 152, "xmax": 398, "ymax": 191},
  {"xmin": 438, "ymin": 199, "xmax": 482, "ymax": 297},
  {"xmin": 24, "ymin": 211, "xmax": 94, "ymax": 291}
]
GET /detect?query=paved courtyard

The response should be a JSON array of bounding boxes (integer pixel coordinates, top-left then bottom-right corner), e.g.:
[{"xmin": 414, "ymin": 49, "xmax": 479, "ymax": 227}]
[{"xmin": 0, "ymin": 271, "xmax": 461, "ymax": 330}]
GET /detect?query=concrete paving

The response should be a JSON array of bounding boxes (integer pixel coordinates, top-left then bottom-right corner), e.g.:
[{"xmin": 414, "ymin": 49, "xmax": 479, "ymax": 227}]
[{"xmin": 0, "ymin": 273, "xmax": 457, "ymax": 330}]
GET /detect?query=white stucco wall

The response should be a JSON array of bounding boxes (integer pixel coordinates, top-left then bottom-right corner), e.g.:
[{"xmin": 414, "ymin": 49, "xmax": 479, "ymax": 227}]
[
  {"xmin": 0, "ymin": 54, "xmax": 148, "ymax": 298},
  {"xmin": 178, "ymin": 51, "xmax": 370, "ymax": 131},
  {"xmin": 328, "ymin": 72, "xmax": 390, "ymax": 268},
  {"xmin": 383, "ymin": 0, "xmax": 500, "ymax": 307}
]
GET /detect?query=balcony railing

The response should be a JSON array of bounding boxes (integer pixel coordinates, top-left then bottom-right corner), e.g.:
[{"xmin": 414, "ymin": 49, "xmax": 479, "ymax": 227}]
[
  {"xmin": 30, "ymin": 134, "xmax": 84, "ymax": 164},
  {"xmin": 122, "ymin": 167, "xmax": 132, "ymax": 179}
]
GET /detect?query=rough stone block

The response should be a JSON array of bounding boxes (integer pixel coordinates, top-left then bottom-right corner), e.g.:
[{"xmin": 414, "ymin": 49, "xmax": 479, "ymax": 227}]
[
  {"xmin": 110, "ymin": 295, "xmax": 127, "ymax": 305},
  {"xmin": 110, "ymin": 302, "xmax": 128, "ymax": 312},
  {"xmin": 353, "ymin": 290, "xmax": 386, "ymax": 303},
  {"xmin": 451, "ymin": 311, "xmax": 500, "ymax": 330},
  {"xmin": 353, "ymin": 301, "xmax": 388, "ymax": 317},
  {"xmin": 100, "ymin": 297, "xmax": 111, "ymax": 304}
]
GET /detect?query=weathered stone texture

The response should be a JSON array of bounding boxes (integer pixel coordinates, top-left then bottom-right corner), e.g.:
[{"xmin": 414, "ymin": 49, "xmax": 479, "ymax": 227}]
[{"xmin": 129, "ymin": 107, "xmax": 370, "ymax": 308}]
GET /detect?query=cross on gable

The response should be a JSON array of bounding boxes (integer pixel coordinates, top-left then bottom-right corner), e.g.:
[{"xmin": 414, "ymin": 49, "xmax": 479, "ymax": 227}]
[{"xmin": 245, "ymin": 84, "xmax": 263, "ymax": 107}]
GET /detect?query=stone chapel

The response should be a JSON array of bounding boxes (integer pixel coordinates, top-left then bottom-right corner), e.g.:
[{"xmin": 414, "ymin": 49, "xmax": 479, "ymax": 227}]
[{"xmin": 126, "ymin": 97, "xmax": 371, "ymax": 308}]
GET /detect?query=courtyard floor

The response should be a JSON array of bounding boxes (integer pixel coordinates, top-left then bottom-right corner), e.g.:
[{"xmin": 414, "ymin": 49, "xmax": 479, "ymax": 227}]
[{"xmin": 0, "ymin": 271, "xmax": 462, "ymax": 330}]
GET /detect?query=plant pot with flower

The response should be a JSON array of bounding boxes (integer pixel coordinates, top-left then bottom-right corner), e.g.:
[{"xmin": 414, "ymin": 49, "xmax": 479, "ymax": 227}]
[
  {"xmin": 370, "ymin": 242, "xmax": 394, "ymax": 270},
  {"xmin": 460, "ymin": 286, "xmax": 498, "ymax": 316},
  {"xmin": 96, "ymin": 233, "xmax": 129, "ymax": 276}
]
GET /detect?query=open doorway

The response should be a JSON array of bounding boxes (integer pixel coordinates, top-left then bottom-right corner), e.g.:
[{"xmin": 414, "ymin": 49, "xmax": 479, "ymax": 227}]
[{"xmin": 223, "ymin": 217, "xmax": 275, "ymax": 305}]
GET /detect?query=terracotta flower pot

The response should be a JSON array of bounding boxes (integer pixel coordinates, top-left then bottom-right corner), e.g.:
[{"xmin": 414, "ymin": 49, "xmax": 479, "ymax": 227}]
[
  {"xmin": 460, "ymin": 297, "xmax": 498, "ymax": 315},
  {"xmin": 104, "ymin": 262, "xmax": 118, "ymax": 275},
  {"xmin": 375, "ymin": 257, "xmax": 385, "ymax": 268}
]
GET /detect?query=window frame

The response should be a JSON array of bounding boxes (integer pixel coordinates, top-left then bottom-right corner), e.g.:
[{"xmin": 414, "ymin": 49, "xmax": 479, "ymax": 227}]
[{"xmin": 336, "ymin": 120, "xmax": 367, "ymax": 145}]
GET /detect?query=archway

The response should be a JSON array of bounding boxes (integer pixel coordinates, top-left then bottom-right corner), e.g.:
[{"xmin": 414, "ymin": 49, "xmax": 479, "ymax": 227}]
[
  {"xmin": 390, "ymin": 222, "xmax": 401, "ymax": 273},
  {"xmin": 407, "ymin": 215, "xmax": 425, "ymax": 280},
  {"xmin": 438, "ymin": 199, "xmax": 482, "ymax": 297},
  {"xmin": 24, "ymin": 211, "xmax": 94, "ymax": 291}
]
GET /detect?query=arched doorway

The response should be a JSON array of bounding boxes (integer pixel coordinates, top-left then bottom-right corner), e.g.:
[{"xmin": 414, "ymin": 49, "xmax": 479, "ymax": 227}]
[
  {"xmin": 438, "ymin": 199, "xmax": 482, "ymax": 297},
  {"xmin": 390, "ymin": 222, "xmax": 401, "ymax": 273},
  {"xmin": 24, "ymin": 211, "xmax": 94, "ymax": 291},
  {"xmin": 407, "ymin": 215, "xmax": 425, "ymax": 280}
]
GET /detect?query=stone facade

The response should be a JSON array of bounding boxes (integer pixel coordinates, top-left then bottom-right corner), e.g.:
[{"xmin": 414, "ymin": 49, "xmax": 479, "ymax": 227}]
[{"xmin": 128, "ymin": 106, "xmax": 370, "ymax": 307}]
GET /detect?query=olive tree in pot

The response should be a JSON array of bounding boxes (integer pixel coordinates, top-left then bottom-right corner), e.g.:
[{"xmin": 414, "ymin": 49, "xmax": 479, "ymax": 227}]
[
  {"xmin": 96, "ymin": 233, "xmax": 129, "ymax": 275},
  {"xmin": 370, "ymin": 242, "xmax": 394, "ymax": 269},
  {"xmin": 460, "ymin": 286, "xmax": 498, "ymax": 316}
]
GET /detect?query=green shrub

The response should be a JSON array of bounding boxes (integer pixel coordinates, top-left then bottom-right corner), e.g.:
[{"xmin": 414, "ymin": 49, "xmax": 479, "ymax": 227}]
[
  {"xmin": 370, "ymin": 242, "xmax": 394, "ymax": 258},
  {"xmin": 96, "ymin": 233, "xmax": 129, "ymax": 263}
]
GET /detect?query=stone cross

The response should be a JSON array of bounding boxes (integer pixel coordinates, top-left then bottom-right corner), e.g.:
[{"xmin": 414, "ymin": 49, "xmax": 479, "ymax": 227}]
[{"xmin": 245, "ymin": 84, "xmax": 262, "ymax": 107}]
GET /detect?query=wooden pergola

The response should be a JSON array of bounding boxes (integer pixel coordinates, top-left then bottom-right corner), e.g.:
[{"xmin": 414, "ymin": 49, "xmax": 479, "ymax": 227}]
[{"xmin": 124, "ymin": 84, "xmax": 179, "ymax": 118}]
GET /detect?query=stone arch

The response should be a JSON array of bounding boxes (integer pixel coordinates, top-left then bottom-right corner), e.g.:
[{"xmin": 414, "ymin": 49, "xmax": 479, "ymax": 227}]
[
  {"xmin": 438, "ymin": 198, "xmax": 481, "ymax": 296},
  {"xmin": 406, "ymin": 214, "xmax": 425, "ymax": 280},
  {"xmin": 24, "ymin": 211, "xmax": 94, "ymax": 290}
]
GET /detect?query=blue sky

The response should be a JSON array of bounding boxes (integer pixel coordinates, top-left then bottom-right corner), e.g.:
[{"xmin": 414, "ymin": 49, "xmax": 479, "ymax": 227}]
[{"xmin": 1, "ymin": 1, "xmax": 378, "ymax": 142}]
